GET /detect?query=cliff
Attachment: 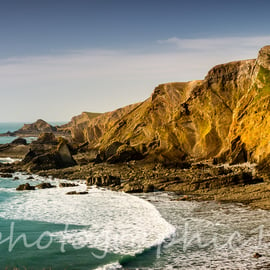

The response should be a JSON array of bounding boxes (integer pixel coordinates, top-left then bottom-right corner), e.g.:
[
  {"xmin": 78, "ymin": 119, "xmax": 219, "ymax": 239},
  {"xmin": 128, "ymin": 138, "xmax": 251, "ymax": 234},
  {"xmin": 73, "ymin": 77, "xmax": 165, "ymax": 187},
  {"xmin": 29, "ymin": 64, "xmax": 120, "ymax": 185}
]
[
  {"xmin": 16, "ymin": 119, "xmax": 57, "ymax": 135},
  {"xmin": 64, "ymin": 46, "xmax": 270, "ymax": 165}
]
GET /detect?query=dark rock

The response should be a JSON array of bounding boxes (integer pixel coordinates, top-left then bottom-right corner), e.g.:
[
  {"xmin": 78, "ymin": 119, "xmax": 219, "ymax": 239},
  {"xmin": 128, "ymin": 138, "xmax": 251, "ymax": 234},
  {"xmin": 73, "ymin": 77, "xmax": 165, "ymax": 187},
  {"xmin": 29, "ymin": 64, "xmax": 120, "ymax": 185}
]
[
  {"xmin": 143, "ymin": 184, "xmax": 155, "ymax": 193},
  {"xmin": 27, "ymin": 176, "xmax": 34, "ymax": 180},
  {"xmin": 13, "ymin": 177, "xmax": 19, "ymax": 180},
  {"xmin": 98, "ymin": 141, "xmax": 123, "ymax": 161},
  {"xmin": 86, "ymin": 175, "xmax": 121, "ymax": 187},
  {"xmin": 66, "ymin": 191, "xmax": 77, "ymax": 195},
  {"xmin": 123, "ymin": 183, "xmax": 143, "ymax": 193},
  {"xmin": 57, "ymin": 142, "xmax": 77, "ymax": 167},
  {"xmin": 16, "ymin": 183, "xmax": 35, "ymax": 191},
  {"xmin": 230, "ymin": 136, "xmax": 247, "ymax": 165},
  {"xmin": 106, "ymin": 144, "xmax": 144, "ymax": 163},
  {"xmin": 66, "ymin": 191, "xmax": 88, "ymax": 195},
  {"xmin": 25, "ymin": 142, "xmax": 77, "ymax": 171},
  {"xmin": 59, "ymin": 182, "xmax": 79, "ymax": 188},
  {"xmin": 253, "ymin": 252, "xmax": 262, "ymax": 258},
  {"xmin": 34, "ymin": 132, "xmax": 58, "ymax": 145},
  {"xmin": 23, "ymin": 149, "xmax": 38, "ymax": 164},
  {"xmin": 256, "ymin": 154, "xmax": 270, "ymax": 181},
  {"xmin": 35, "ymin": 182, "xmax": 56, "ymax": 189},
  {"xmin": 0, "ymin": 173, "xmax": 13, "ymax": 178},
  {"xmin": 11, "ymin": 137, "xmax": 27, "ymax": 145},
  {"xmin": 0, "ymin": 167, "xmax": 15, "ymax": 174}
]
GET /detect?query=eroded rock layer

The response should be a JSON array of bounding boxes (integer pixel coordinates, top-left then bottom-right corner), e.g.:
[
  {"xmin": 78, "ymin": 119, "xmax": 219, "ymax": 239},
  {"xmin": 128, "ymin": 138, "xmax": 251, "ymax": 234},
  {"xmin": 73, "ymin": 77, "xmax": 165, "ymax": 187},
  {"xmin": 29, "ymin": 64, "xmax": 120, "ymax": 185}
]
[{"xmin": 61, "ymin": 46, "xmax": 270, "ymax": 164}]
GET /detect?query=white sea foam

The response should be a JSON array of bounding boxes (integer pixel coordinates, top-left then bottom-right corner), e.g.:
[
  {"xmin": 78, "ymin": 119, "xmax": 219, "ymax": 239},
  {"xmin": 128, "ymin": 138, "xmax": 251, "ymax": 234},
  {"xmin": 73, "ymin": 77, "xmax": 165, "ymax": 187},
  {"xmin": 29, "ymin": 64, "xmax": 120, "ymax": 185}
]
[
  {"xmin": 0, "ymin": 157, "xmax": 21, "ymax": 164},
  {"xmin": 93, "ymin": 262, "xmax": 123, "ymax": 270},
  {"xmin": 146, "ymin": 195, "xmax": 270, "ymax": 269},
  {"xmin": 0, "ymin": 183, "xmax": 175, "ymax": 256}
]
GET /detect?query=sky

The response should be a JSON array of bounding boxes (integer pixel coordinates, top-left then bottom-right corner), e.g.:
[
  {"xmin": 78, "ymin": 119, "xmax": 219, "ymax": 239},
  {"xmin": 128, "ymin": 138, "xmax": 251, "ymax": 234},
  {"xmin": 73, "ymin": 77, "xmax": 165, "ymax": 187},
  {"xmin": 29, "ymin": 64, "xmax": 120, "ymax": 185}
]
[{"xmin": 1, "ymin": 0, "xmax": 270, "ymax": 122}]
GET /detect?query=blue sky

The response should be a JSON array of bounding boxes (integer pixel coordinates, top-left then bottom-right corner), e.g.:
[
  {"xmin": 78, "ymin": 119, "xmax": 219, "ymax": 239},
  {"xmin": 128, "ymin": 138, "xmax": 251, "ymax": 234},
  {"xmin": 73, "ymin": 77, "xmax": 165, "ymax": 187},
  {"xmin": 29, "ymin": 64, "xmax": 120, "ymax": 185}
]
[{"xmin": 1, "ymin": 0, "xmax": 270, "ymax": 122}]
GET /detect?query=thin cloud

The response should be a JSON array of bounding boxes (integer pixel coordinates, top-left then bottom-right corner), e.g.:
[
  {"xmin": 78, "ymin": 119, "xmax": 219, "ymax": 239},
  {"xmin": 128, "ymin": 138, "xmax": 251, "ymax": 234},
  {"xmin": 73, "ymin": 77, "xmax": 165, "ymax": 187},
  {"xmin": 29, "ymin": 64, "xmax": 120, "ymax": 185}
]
[
  {"xmin": 0, "ymin": 39, "xmax": 267, "ymax": 121},
  {"xmin": 157, "ymin": 36, "xmax": 270, "ymax": 51}
]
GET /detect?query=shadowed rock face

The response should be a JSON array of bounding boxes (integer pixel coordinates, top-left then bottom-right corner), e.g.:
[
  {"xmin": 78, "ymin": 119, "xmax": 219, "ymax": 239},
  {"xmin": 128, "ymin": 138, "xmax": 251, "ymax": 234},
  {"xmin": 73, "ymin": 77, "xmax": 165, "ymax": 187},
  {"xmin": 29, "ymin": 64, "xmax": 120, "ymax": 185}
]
[{"xmin": 64, "ymin": 46, "xmax": 270, "ymax": 164}]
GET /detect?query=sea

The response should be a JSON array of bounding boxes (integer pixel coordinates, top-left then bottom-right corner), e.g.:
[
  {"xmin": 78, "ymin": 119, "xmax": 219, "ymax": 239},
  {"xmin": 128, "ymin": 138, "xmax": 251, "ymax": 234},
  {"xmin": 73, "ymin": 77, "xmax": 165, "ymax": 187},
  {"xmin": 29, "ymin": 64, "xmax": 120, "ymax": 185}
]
[
  {"xmin": 0, "ymin": 122, "xmax": 66, "ymax": 145},
  {"xmin": 1, "ymin": 123, "xmax": 270, "ymax": 269}
]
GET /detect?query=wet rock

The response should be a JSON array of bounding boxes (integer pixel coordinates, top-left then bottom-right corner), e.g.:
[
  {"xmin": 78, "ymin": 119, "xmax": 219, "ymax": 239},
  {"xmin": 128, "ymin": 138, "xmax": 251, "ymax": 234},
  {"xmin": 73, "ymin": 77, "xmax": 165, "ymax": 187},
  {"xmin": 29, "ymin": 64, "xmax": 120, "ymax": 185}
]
[
  {"xmin": 16, "ymin": 183, "xmax": 35, "ymax": 191},
  {"xmin": 123, "ymin": 183, "xmax": 143, "ymax": 193},
  {"xmin": 66, "ymin": 191, "xmax": 88, "ymax": 195},
  {"xmin": 59, "ymin": 182, "xmax": 79, "ymax": 188},
  {"xmin": 35, "ymin": 182, "xmax": 56, "ymax": 189},
  {"xmin": 253, "ymin": 252, "xmax": 262, "ymax": 258},
  {"xmin": 11, "ymin": 137, "xmax": 27, "ymax": 145},
  {"xmin": 0, "ymin": 173, "xmax": 13, "ymax": 178},
  {"xmin": 86, "ymin": 175, "xmax": 121, "ymax": 187},
  {"xmin": 0, "ymin": 167, "xmax": 15, "ymax": 174},
  {"xmin": 143, "ymin": 184, "xmax": 155, "ymax": 193}
]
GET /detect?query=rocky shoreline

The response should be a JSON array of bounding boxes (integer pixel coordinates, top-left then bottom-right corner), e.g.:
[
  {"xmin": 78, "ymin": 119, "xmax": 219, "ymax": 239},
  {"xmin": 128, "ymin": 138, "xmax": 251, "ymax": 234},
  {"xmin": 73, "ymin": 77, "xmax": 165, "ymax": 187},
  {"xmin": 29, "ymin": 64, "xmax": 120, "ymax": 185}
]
[
  {"xmin": 1, "ymin": 147, "xmax": 270, "ymax": 210},
  {"xmin": 0, "ymin": 128, "xmax": 269, "ymax": 211},
  {"xmin": 1, "ymin": 46, "xmax": 270, "ymax": 211}
]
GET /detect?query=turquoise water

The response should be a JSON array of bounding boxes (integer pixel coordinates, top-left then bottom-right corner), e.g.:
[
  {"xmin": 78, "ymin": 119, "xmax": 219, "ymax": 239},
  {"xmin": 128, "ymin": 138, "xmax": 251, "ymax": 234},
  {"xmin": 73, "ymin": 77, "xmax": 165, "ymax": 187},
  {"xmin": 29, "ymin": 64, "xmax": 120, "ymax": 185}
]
[
  {"xmin": 1, "ymin": 123, "xmax": 270, "ymax": 269},
  {"xmin": 1, "ymin": 176, "xmax": 270, "ymax": 269},
  {"xmin": 0, "ymin": 122, "xmax": 67, "ymax": 145},
  {"xmin": 0, "ymin": 175, "xmax": 174, "ymax": 269}
]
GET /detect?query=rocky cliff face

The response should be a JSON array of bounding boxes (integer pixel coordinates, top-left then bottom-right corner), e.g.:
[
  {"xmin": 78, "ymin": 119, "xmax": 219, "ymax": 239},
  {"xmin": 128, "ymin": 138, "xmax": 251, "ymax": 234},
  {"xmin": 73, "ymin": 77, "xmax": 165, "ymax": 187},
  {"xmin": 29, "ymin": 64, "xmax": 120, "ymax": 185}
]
[
  {"xmin": 16, "ymin": 119, "xmax": 57, "ymax": 135},
  {"xmin": 65, "ymin": 46, "xmax": 270, "ymax": 164}
]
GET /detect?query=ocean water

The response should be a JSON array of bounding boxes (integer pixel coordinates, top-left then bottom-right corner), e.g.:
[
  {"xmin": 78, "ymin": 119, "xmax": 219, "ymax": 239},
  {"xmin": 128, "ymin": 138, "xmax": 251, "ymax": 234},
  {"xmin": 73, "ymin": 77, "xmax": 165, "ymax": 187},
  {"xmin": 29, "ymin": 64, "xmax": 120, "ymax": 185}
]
[
  {"xmin": 0, "ymin": 122, "xmax": 67, "ymax": 144},
  {"xmin": 0, "ymin": 176, "xmax": 270, "ymax": 269},
  {"xmin": 0, "ymin": 175, "xmax": 175, "ymax": 269},
  {"xmin": 1, "ymin": 123, "xmax": 270, "ymax": 269}
]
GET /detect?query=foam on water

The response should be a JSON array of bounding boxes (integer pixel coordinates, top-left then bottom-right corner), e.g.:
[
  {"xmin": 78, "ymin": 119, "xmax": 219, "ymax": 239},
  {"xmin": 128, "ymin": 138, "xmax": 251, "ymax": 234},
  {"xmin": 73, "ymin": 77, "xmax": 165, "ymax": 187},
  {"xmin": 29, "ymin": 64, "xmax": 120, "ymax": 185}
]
[
  {"xmin": 0, "ymin": 157, "xmax": 21, "ymax": 164},
  {"xmin": 0, "ymin": 178, "xmax": 175, "ymax": 257},
  {"xmin": 139, "ymin": 193, "xmax": 270, "ymax": 269}
]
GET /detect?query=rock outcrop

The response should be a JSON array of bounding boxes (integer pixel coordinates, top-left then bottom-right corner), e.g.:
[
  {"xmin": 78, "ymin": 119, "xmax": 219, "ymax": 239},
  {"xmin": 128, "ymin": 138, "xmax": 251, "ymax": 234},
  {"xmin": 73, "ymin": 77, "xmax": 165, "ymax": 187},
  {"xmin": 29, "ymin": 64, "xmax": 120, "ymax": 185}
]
[
  {"xmin": 63, "ymin": 46, "xmax": 270, "ymax": 166},
  {"xmin": 11, "ymin": 137, "xmax": 28, "ymax": 145},
  {"xmin": 0, "ymin": 119, "xmax": 70, "ymax": 138},
  {"xmin": 16, "ymin": 183, "xmax": 35, "ymax": 191},
  {"xmin": 22, "ymin": 133, "xmax": 77, "ymax": 172},
  {"xmin": 35, "ymin": 182, "xmax": 56, "ymax": 189},
  {"xmin": 13, "ymin": 119, "xmax": 56, "ymax": 136}
]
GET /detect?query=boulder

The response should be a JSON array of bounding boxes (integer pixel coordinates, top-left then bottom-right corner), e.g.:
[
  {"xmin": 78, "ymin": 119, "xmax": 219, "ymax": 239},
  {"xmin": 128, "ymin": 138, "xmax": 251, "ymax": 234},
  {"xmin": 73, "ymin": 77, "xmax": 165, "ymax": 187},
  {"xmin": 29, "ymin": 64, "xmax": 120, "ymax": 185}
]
[
  {"xmin": 23, "ymin": 142, "xmax": 77, "ymax": 172},
  {"xmin": 35, "ymin": 182, "xmax": 56, "ymax": 189},
  {"xmin": 0, "ymin": 173, "xmax": 13, "ymax": 178},
  {"xmin": 16, "ymin": 183, "xmax": 35, "ymax": 191},
  {"xmin": 122, "ymin": 183, "xmax": 143, "ymax": 193},
  {"xmin": 59, "ymin": 182, "xmax": 79, "ymax": 188},
  {"xmin": 86, "ymin": 175, "xmax": 121, "ymax": 187},
  {"xmin": 11, "ymin": 137, "xmax": 27, "ymax": 145},
  {"xmin": 143, "ymin": 184, "xmax": 155, "ymax": 193},
  {"xmin": 66, "ymin": 191, "xmax": 88, "ymax": 195},
  {"xmin": 253, "ymin": 252, "xmax": 262, "ymax": 258},
  {"xmin": 229, "ymin": 136, "xmax": 248, "ymax": 165},
  {"xmin": 34, "ymin": 132, "xmax": 58, "ymax": 145},
  {"xmin": 57, "ymin": 142, "xmax": 77, "ymax": 167},
  {"xmin": 106, "ymin": 144, "xmax": 144, "ymax": 163}
]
